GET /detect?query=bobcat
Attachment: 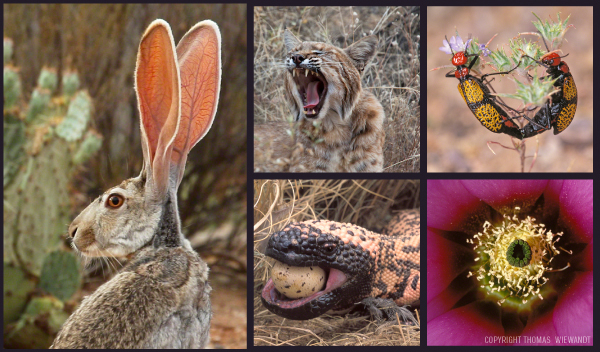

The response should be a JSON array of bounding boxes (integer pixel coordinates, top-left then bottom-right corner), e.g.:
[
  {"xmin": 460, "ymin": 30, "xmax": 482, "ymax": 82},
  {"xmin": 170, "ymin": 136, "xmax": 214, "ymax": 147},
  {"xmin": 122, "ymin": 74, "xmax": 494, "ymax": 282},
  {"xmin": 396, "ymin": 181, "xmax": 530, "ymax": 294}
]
[{"xmin": 254, "ymin": 29, "xmax": 385, "ymax": 172}]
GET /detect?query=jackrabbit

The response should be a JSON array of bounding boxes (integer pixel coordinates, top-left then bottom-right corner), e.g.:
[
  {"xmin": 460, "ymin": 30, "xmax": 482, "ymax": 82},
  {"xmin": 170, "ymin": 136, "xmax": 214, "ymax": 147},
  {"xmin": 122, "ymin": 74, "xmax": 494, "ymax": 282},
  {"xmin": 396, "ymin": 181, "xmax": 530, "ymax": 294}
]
[{"xmin": 50, "ymin": 19, "xmax": 221, "ymax": 348}]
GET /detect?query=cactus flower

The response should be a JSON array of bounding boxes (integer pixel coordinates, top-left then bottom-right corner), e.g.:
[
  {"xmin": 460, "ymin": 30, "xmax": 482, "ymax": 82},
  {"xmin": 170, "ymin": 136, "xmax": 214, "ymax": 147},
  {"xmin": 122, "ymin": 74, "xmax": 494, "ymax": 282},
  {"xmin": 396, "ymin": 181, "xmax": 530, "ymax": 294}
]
[{"xmin": 427, "ymin": 180, "xmax": 592, "ymax": 345}]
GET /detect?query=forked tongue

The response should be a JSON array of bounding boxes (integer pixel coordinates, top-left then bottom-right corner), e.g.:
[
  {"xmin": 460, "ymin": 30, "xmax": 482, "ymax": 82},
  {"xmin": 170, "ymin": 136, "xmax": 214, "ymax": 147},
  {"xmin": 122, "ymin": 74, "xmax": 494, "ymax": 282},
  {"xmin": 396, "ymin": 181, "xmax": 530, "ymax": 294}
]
[{"xmin": 304, "ymin": 81, "xmax": 323, "ymax": 110}]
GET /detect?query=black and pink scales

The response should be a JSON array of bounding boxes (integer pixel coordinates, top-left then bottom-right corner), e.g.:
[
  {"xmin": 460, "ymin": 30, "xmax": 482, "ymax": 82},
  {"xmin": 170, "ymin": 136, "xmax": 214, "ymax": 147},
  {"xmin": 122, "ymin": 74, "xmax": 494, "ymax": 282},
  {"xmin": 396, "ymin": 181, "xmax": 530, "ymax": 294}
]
[{"xmin": 261, "ymin": 209, "xmax": 420, "ymax": 320}]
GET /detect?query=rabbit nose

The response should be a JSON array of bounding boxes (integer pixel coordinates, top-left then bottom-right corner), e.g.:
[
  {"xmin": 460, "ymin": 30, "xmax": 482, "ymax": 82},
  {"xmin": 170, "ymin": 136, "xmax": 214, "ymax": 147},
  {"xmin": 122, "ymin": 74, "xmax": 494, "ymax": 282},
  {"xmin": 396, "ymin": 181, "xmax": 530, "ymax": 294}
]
[
  {"xmin": 292, "ymin": 54, "xmax": 304, "ymax": 66},
  {"xmin": 69, "ymin": 225, "xmax": 78, "ymax": 239}
]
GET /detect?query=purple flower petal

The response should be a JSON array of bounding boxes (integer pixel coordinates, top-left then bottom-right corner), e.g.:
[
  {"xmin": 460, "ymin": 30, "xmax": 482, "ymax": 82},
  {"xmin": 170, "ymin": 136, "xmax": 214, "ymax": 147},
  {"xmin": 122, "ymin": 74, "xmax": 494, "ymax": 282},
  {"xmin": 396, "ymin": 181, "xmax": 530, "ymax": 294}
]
[
  {"xmin": 552, "ymin": 271, "xmax": 593, "ymax": 345},
  {"xmin": 439, "ymin": 39, "xmax": 452, "ymax": 54},
  {"xmin": 450, "ymin": 35, "xmax": 460, "ymax": 49},
  {"xmin": 463, "ymin": 38, "xmax": 472, "ymax": 51},
  {"xmin": 542, "ymin": 179, "xmax": 564, "ymax": 219},
  {"xmin": 517, "ymin": 310, "xmax": 557, "ymax": 345},
  {"xmin": 427, "ymin": 180, "xmax": 486, "ymax": 231},
  {"xmin": 572, "ymin": 238, "xmax": 593, "ymax": 272},
  {"xmin": 427, "ymin": 301, "xmax": 505, "ymax": 345},
  {"xmin": 427, "ymin": 228, "xmax": 475, "ymax": 303},
  {"xmin": 460, "ymin": 180, "xmax": 548, "ymax": 212},
  {"xmin": 427, "ymin": 282, "xmax": 473, "ymax": 325},
  {"xmin": 558, "ymin": 180, "xmax": 593, "ymax": 243}
]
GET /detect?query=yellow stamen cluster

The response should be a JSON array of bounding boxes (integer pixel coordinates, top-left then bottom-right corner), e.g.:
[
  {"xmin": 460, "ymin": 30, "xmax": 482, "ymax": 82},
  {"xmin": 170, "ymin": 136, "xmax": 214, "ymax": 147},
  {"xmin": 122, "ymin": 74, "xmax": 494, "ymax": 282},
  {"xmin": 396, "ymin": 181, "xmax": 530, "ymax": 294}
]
[{"xmin": 466, "ymin": 207, "xmax": 564, "ymax": 306}]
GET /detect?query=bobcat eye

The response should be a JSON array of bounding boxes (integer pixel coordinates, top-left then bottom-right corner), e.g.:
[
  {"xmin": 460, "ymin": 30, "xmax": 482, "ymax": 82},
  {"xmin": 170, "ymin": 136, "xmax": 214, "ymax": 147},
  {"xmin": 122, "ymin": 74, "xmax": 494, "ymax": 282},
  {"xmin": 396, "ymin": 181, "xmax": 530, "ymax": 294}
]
[{"xmin": 106, "ymin": 194, "xmax": 124, "ymax": 208}]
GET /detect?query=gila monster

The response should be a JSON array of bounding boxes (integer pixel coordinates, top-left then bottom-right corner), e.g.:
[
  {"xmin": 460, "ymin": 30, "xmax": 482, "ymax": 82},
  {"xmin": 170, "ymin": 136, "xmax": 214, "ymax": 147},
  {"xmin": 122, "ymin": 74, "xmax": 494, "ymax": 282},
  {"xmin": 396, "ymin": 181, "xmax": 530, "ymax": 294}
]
[{"xmin": 261, "ymin": 209, "xmax": 420, "ymax": 320}]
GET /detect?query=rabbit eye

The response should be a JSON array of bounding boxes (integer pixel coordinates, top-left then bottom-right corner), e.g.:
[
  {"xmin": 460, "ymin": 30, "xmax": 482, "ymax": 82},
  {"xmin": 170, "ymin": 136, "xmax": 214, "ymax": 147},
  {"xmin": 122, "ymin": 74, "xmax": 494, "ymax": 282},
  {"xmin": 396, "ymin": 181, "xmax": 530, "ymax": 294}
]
[{"xmin": 106, "ymin": 194, "xmax": 124, "ymax": 208}]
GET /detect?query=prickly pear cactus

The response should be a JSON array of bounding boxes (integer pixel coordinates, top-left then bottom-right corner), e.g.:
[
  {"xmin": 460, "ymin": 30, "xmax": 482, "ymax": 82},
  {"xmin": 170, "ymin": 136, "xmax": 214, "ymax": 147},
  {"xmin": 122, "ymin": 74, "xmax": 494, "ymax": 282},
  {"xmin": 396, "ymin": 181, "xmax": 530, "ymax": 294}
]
[
  {"xmin": 4, "ymin": 295, "xmax": 70, "ymax": 349},
  {"xmin": 62, "ymin": 70, "xmax": 80, "ymax": 97},
  {"xmin": 4, "ymin": 65, "xmax": 21, "ymax": 109},
  {"xmin": 3, "ymin": 37, "xmax": 102, "ymax": 343},
  {"xmin": 4, "ymin": 38, "xmax": 14, "ymax": 65},
  {"xmin": 39, "ymin": 250, "xmax": 81, "ymax": 301},
  {"xmin": 55, "ymin": 91, "xmax": 92, "ymax": 141}
]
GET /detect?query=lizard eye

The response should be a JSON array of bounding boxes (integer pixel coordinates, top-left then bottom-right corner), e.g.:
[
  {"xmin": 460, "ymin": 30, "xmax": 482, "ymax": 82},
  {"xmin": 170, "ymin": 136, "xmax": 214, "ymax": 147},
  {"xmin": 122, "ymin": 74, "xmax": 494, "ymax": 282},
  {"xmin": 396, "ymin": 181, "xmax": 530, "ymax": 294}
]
[
  {"xmin": 323, "ymin": 243, "xmax": 336, "ymax": 253},
  {"xmin": 105, "ymin": 194, "xmax": 124, "ymax": 208}
]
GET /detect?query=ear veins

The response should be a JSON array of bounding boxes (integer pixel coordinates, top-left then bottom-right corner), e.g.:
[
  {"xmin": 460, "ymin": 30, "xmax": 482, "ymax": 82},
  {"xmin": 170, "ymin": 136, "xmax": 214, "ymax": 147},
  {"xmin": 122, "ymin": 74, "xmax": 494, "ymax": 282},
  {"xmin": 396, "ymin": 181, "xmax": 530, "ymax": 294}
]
[
  {"xmin": 173, "ymin": 20, "xmax": 222, "ymax": 187},
  {"xmin": 135, "ymin": 20, "xmax": 180, "ymax": 198}
]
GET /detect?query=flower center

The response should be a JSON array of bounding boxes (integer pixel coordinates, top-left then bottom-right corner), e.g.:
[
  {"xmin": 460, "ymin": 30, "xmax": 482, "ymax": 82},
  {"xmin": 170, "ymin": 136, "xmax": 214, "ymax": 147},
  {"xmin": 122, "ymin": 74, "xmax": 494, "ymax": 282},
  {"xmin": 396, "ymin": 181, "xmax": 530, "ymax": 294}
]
[
  {"xmin": 467, "ymin": 207, "xmax": 564, "ymax": 306},
  {"xmin": 506, "ymin": 239, "xmax": 532, "ymax": 268}
]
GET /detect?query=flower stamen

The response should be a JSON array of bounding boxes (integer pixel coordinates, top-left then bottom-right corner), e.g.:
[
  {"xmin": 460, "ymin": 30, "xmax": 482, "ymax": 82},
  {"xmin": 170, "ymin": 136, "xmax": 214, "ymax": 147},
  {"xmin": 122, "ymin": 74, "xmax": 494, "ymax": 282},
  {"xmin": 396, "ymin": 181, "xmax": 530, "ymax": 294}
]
[{"xmin": 467, "ymin": 207, "xmax": 567, "ymax": 306}]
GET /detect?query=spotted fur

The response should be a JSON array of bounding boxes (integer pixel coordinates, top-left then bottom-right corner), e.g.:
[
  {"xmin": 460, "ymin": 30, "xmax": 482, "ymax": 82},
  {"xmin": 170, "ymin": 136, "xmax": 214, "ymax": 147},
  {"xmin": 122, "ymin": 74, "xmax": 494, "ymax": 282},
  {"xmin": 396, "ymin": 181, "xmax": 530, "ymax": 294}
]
[{"xmin": 261, "ymin": 209, "xmax": 420, "ymax": 320}]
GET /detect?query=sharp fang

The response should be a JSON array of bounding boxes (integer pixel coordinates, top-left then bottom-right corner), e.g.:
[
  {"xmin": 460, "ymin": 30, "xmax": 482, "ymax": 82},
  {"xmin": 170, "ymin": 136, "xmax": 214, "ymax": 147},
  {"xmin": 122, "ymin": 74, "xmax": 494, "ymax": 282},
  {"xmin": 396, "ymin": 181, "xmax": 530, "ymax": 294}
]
[
  {"xmin": 303, "ymin": 110, "xmax": 308, "ymax": 115},
  {"xmin": 305, "ymin": 69, "xmax": 308, "ymax": 77},
  {"xmin": 311, "ymin": 109, "xmax": 316, "ymax": 115}
]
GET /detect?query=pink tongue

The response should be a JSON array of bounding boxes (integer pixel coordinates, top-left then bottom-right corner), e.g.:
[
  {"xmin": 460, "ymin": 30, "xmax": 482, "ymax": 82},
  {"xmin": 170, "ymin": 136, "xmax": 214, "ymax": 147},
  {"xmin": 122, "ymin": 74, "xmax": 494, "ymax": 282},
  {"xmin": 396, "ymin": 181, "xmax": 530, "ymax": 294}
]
[
  {"xmin": 324, "ymin": 268, "xmax": 347, "ymax": 290},
  {"xmin": 304, "ymin": 81, "xmax": 322, "ymax": 109}
]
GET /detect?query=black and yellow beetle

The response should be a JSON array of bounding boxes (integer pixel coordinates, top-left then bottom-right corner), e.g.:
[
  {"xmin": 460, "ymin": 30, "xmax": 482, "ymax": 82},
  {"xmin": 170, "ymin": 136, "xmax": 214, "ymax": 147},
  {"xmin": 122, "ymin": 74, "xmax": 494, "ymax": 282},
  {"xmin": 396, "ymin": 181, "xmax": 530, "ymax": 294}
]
[
  {"xmin": 518, "ymin": 36, "xmax": 577, "ymax": 138},
  {"xmin": 445, "ymin": 35, "xmax": 526, "ymax": 139}
]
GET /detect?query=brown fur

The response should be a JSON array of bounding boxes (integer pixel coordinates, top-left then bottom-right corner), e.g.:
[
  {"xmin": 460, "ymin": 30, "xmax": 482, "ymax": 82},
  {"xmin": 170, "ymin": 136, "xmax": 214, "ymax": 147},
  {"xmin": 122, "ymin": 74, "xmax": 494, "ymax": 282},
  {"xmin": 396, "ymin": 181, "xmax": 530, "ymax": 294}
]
[
  {"xmin": 254, "ymin": 30, "xmax": 385, "ymax": 172},
  {"xmin": 51, "ymin": 246, "xmax": 211, "ymax": 348}
]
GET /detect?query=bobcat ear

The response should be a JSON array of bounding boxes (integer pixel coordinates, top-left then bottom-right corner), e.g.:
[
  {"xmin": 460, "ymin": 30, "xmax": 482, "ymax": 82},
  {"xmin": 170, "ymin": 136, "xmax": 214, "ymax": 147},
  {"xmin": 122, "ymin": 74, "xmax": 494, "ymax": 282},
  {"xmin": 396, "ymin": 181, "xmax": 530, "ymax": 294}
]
[
  {"xmin": 345, "ymin": 35, "xmax": 378, "ymax": 71},
  {"xmin": 284, "ymin": 29, "xmax": 302, "ymax": 52}
]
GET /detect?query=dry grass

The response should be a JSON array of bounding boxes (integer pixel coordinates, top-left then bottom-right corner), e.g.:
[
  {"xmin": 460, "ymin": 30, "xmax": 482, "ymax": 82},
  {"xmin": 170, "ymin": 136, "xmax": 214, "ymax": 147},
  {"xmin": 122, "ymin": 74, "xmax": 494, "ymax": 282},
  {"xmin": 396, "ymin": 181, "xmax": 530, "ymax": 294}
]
[
  {"xmin": 254, "ymin": 7, "xmax": 420, "ymax": 172},
  {"xmin": 253, "ymin": 180, "xmax": 421, "ymax": 346}
]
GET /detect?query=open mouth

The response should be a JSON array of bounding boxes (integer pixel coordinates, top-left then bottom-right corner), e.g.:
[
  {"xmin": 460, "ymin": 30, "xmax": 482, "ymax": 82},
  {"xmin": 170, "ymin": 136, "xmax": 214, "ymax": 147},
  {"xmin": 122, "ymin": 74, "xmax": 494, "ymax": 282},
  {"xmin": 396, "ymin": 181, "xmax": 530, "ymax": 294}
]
[
  {"xmin": 261, "ymin": 265, "xmax": 347, "ymax": 310},
  {"xmin": 291, "ymin": 68, "xmax": 328, "ymax": 118}
]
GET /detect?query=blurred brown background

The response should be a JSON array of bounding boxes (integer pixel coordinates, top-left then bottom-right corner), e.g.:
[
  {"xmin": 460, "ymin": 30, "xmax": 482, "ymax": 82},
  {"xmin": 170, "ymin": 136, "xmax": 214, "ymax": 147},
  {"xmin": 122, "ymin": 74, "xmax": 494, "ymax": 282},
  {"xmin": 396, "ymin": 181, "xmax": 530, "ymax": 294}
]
[
  {"xmin": 427, "ymin": 7, "xmax": 593, "ymax": 172},
  {"xmin": 4, "ymin": 4, "xmax": 247, "ymax": 348}
]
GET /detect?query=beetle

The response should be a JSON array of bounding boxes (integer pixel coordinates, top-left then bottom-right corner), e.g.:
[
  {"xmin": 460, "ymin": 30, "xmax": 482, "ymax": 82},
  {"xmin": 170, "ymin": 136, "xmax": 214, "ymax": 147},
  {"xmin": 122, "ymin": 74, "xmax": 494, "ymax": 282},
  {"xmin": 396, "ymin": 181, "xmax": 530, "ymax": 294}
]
[
  {"xmin": 517, "ymin": 35, "xmax": 577, "ymax": 137},
  {"xmin": 444, "ymin": 35, "xmax": 526, "ymax": 139}
]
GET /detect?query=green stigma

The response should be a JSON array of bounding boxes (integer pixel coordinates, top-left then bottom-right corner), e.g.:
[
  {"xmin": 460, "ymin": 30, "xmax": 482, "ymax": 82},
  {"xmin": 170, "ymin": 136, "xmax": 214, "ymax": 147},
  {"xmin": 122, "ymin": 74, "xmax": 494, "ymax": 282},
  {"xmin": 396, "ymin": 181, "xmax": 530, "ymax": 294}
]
[
  {"xmin": 467, "ymin": 207, "xmax": 565, "ymax": 306},
  {"xmin": 506, "ymin": 239, "xmax": 532, "ymax": 268}
]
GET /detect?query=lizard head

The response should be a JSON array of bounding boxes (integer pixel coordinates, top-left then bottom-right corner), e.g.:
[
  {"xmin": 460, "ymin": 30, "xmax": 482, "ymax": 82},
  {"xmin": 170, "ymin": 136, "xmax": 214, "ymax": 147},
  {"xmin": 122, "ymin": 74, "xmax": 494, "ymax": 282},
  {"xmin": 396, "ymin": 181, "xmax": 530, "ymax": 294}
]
[{"xmin": 260, "ymin": 220, "xmax": 377, "ymax": 320}]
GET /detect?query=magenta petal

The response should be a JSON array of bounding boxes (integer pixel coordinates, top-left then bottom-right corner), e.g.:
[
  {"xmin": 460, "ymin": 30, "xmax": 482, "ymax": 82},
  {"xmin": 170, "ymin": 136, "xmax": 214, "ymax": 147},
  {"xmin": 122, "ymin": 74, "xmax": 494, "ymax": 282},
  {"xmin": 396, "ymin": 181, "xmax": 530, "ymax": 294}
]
[
  {"xmin": 558, "ymin": 180, "xmax": 593, "ymax": 243},
  {"xmin": 517, "ymin": 309, "xmax": 557, "ymax": 345},
  {"xmin": 461, "ymin": 180, "xmax": 548, "ymax": 211},
  {"xmin": 542, "ymin": 179, "xmax": 564, "ymax": 218},
  {"xmin": 427, "ymin": 278, "xmax": 476, "ymax": 323},
  {"xmin": 427, "ymin": 180, "xmax": 484, "ymax": 231},
  {"xmin": 427, "ymin": 301, "xmax": 505, "ymax": 345},
  {"xmin": 552, "ymin": 271, "xmax": 593, "ymax": 345},
  {"xmin": 572, "ymin": 238, "xmax": 593, "ymax": 271},
  {"xmin": 427, "ymin": 228, "xmax": 475, "ymax": 302}
]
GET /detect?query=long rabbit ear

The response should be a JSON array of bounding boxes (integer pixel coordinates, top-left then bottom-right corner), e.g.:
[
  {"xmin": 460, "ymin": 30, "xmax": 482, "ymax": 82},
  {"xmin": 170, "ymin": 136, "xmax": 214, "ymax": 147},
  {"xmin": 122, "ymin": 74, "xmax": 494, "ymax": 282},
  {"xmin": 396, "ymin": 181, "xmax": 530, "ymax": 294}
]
[
  {"xmin": 173, "ymin": 20, "xmax": 221, "ymax": 187},
  {"xmin": 135, "ymin": 20, "xmax": 181, "ymax": 200}
]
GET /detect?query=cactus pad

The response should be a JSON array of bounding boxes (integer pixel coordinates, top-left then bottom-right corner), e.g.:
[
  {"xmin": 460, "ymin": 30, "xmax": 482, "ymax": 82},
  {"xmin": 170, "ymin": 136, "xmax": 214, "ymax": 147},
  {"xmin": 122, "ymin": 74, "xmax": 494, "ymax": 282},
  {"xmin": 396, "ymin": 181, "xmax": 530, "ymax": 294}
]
[
  {"xmin": 62, "ymin": 71, "xmax": 80, "ymax": 96},
  {"xmin": 37, "ymin": 67, "xmax": 58, "ymax": 92},
  {"xmin": 26, "ymin": 88, "xmax": 51, "ymax": 122},
  {"xmin": 4, "ymin": 66, "xmax": 21, "ymax": 109},
  {"xmin": 39, "ymin": 250, "xmax": 81, "ymax": 301},
  {"xmin": 55, "ymin": 91, "xmax": 92, "ymax": 141},
  {"xmin": 73, "ymin": 131, "xmax": 103, "ymax": 165},
  {"xmin": 4, "ymin": 37, "xmax": 14, "ymax": 64}
]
